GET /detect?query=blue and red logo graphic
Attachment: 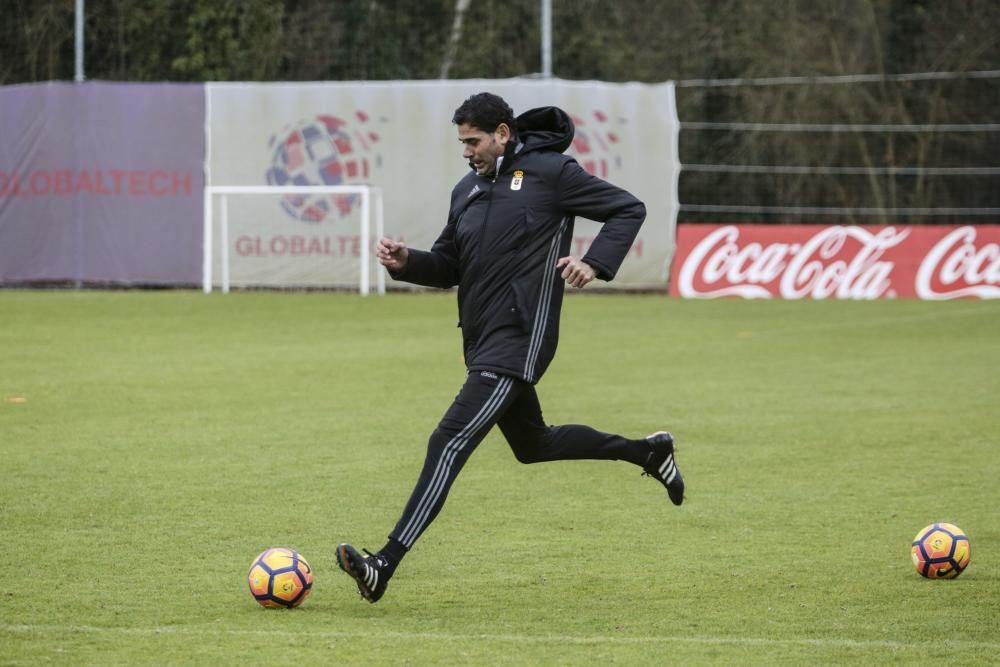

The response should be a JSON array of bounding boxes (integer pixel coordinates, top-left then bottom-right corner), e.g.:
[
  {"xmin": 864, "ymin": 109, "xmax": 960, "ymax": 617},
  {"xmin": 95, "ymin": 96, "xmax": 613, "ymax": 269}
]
[
  {"xmin": 266, "ymin": 112, "xmax": 382, "ymax": 223},
  {"xmin": 569, "ymin": 110, "xmax": 623, "ymax": 178}
]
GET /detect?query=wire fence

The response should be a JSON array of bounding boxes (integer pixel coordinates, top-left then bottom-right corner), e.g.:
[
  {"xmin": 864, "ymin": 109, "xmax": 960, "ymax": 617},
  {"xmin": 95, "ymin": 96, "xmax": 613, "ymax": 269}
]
[{"xmin": 675, "ymin": 69, "xmax": 1000, "ymax": 224}]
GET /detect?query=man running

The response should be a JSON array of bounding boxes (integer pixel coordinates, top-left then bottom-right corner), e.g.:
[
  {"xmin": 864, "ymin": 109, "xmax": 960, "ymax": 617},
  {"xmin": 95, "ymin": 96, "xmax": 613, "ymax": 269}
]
[{"xmin": 336, "ymin": 92, "xmax": 684, "ymax": 603}]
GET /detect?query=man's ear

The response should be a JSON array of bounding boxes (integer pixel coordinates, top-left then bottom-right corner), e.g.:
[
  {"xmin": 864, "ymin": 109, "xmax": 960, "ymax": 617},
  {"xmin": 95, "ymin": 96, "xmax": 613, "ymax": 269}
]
[{"xmin": 494, "ymin": 122, "xmax": 512, "ymax": 146}]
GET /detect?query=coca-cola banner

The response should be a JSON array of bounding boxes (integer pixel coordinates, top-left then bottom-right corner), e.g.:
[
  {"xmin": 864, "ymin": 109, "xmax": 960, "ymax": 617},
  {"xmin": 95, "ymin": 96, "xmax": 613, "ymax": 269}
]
[
  {"xmin": 0, "ymin": 82, "xmax": 205, "ymax": 284},
  {"xmin": 670, "ymin": 224, "xmax": 1000, "ymax": 300}
]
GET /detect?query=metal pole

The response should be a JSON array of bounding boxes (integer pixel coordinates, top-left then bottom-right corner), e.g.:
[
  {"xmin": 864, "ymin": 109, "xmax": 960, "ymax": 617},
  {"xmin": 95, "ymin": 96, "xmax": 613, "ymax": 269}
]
[
  {"xmin": 220, "ymin": 195, "xmax": 230, "ymax": 293},
  {"xmin": 375, "ymin": 188, "xmax": 385, "ymax": 295},
  {"xmin": 360, "ymin": 189, "xmax": 371, "ymax": 296},
  {"xmin": 74, "ymin": 0, "xmax": 85, "ymax": 82},
  {"xmin": 541, "ymin": 0, "xmax": 552, "ymax": 78},
  {"xmin": 203, "ymin": 188, "xmax": 213, "ymax": 293}
]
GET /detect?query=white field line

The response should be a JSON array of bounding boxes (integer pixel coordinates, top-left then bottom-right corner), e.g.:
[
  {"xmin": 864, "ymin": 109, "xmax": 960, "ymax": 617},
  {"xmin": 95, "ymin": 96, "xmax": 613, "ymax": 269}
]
[{"xmin": 2, "ymin": 623, "xmax": 999, "ymax": 651}]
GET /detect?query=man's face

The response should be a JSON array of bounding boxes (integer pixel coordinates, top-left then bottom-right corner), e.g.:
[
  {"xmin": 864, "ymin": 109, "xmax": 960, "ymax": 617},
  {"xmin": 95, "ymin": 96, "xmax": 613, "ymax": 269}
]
[{"xmin": 457, "ymin": 122, "xmax": 510, "ymax": 176}]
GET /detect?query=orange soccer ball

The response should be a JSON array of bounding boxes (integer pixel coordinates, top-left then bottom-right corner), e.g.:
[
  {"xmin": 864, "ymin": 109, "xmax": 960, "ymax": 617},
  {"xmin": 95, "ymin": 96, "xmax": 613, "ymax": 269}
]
[
  {"xmin": 910, "ymin": 523, "xmax": 971, "ymax": 579},
  {"xmin": 248, "ymin": 547, "xmax": 314, "ymax": 608}
]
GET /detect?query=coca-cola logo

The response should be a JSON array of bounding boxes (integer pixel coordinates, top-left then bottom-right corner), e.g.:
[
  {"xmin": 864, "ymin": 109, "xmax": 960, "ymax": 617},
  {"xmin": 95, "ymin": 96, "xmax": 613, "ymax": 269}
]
[
  {"xmin": 677, "ymin": 225, "xmax": 909, "ymax": 300},
  {"xmin": 915, "ymin": 226, "xmax": 1000, "ymax": 299}
]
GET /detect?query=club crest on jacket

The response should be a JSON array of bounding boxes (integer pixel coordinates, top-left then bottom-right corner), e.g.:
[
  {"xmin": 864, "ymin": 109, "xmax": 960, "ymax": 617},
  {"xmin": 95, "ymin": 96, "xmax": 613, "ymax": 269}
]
[{"xmin": 511, "ymin": 170, "xmax": 524, "ymax": 191}]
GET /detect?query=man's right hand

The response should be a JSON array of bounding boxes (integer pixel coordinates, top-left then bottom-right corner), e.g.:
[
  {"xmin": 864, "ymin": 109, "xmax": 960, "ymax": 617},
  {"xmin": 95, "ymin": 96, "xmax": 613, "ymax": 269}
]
[{"xmin": 375, "ymin": 237, "xmax": 409, "ymax": 272}]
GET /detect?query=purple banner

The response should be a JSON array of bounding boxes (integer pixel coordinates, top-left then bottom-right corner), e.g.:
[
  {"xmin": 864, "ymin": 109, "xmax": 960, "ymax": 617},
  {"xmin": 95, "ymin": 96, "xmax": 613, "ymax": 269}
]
[{"xmin": 0, "ymin": 82, "xmax": 204, "ymax": 284}]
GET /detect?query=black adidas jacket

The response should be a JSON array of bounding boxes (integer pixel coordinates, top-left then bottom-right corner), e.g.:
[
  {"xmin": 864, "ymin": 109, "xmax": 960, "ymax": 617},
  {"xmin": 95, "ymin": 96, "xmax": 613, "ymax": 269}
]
[{"xmin": 391, "ymin": 106, "xmax": 646, "ymax": 383}]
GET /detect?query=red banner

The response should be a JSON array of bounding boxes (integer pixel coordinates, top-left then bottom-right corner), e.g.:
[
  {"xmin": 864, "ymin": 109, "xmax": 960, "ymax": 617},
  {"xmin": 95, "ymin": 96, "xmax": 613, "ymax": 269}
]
[{"xmin": 669, "ymin": 224, "xmax": 1000, "ymax": 299}]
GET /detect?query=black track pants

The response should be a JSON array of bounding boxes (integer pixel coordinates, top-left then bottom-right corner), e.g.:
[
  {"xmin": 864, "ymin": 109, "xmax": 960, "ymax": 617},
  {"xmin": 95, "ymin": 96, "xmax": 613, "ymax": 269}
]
[{"xmin": 389, "ymin": 370, "xmax": 647, "ymax": 549}]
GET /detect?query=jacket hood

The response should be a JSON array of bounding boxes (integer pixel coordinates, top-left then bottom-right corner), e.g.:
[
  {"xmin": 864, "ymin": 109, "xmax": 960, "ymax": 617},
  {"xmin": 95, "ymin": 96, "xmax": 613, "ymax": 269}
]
[{"xmin": 515, "ymin": 106, "xmax": 575, "ymax": 154}]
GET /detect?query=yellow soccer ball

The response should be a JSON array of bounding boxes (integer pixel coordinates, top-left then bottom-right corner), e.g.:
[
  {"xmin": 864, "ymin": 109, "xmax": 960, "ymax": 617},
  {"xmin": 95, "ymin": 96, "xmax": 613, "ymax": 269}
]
[
  {"xmin": 911, "ymin": 523, "xmax": 971, "ymax": 579},
  {"xmin": 248, "ymin": 547, "xmax": 314, "ymax": 608}
]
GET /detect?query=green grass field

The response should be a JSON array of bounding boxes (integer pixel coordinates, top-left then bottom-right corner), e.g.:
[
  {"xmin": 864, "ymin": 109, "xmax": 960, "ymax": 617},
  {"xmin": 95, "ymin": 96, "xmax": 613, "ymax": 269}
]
[{"xmin": 1, "ymin": 290, "xmax": 998, "ymax": 665}]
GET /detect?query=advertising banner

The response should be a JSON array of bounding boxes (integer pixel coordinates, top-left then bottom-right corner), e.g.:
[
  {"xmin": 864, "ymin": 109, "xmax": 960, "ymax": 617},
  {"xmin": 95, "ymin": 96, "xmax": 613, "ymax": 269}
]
[
  {"xmin": 669, "ymin": 224, "xmax": 1000, "ymax": 299},
  {"xmin": 206, "ymin": 80, "xmax": 678, "ymax": 289},
  {"xmin": 0, "ymin": 82, "xmax": 205, "ymax": 284}
]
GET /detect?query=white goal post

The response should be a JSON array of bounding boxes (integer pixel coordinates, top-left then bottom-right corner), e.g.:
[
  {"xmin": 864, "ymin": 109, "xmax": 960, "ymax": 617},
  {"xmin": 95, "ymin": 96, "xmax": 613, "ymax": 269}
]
[{"xmin": 202, "ymin": 185, "xmax": 385, "ymax": 295}]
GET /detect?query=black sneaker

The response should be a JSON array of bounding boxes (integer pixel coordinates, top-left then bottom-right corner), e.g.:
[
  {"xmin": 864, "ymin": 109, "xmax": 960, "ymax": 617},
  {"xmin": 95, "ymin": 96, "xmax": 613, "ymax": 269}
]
[
  {"xmin": 642, "ymin": 431, "xmax": 684, "ymax": 506},
  {"xmin": 336, "ymin": 543, "xmax": 391, "ymax": 603}
]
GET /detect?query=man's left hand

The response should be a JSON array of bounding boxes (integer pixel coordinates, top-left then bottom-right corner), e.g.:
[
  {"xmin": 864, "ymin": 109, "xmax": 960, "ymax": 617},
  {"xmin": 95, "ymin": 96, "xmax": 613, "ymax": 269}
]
[{"xmin": 556, "ymin": 256, "xmax": 597, "ymax": 288}]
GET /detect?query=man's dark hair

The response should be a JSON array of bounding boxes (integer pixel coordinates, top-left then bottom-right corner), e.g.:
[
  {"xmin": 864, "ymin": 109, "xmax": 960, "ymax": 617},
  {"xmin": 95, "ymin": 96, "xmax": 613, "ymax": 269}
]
[{"xmin": 452, "ymin": 92, "xmax": 517, "ymax": 137}]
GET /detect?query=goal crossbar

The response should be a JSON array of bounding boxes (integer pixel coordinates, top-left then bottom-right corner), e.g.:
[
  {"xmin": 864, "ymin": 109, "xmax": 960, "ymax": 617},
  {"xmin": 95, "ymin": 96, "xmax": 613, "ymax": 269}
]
[{"xmin": 202, "ymin": 185, "xmax": 385, "ymax": 295}]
